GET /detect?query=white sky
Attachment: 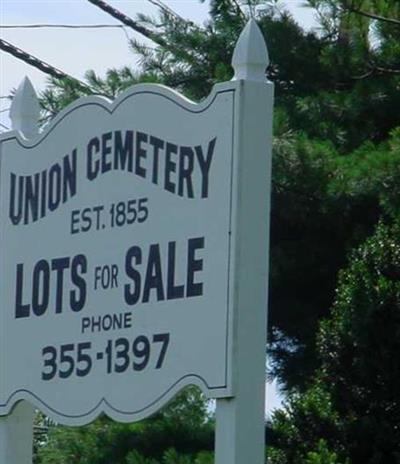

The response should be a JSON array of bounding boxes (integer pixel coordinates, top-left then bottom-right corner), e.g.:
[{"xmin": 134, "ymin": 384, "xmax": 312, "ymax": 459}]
[
  {"xmin": 0, "ymin": 0, "xmax": 318, "ymax": 129},
  {"xmin": 0, "ymin": 0, "xmax": 317, "ymax": 414}
]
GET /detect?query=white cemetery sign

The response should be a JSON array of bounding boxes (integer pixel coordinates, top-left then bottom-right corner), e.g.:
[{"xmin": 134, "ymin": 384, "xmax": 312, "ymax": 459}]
[{"xmin": 0, "ymin": 19, "xmax": 273, "ymax": 464}]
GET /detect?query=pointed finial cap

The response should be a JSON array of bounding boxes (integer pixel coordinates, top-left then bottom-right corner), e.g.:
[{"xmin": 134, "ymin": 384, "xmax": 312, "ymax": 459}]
[
  {"xmin": 10, "ymin": 76, "xmax": 40, "ymax": 138},
  {"xmin": 232, "ymin": 19, "xmax": 269, "ymax": 82}
]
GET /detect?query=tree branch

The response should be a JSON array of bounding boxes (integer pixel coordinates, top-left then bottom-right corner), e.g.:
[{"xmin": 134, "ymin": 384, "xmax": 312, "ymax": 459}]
[
  {"xmin": 344, "ymin": 2, "xmax": 400, "ymax": 26},
  {"xmin": 375, "ymin": 65, "xmax": 400, "ymax": 74},
  {"xmin": 87, "ymin": 0, "xmax": 201, "ymax": 66},
  {"xmin": 230, "ymin": 0, "xmax": 247, "ymax": 21}
]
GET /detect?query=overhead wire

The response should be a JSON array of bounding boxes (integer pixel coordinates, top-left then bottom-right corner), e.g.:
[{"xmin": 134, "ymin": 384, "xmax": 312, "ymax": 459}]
[
  {"xmin": 86, "ymin": 0, "xmax": 168, "ymax": 47},
  {"xmin": 0, "ymin": 2, "xmax": 199, "ymax": 94},
  {"xmin": 0, "ymin": 24, "xmax": 128, "ymax": 29},
  {"xmin": 0, "ymin": 39, "xmax": 91, "ymax": 90},
  {"xmin": 0, "ymin": 23, "xmax": 133, "ymax": 62},
  {"xmin": 146, "ymin": 0, "xmax": 187, "ymax": 23},
  {"xmin": 86, "ymin": 0, "xmax": 200, "ymax": 64}
]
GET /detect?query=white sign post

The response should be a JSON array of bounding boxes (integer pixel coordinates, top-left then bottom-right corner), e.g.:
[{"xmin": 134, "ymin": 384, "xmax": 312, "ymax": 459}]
[
  {"xmin": 215, "ymin": 21, "xmax": 273, "ymax": 464},
  {"xmin": 0, "ymin": 77, "xmax": 38, "ymax": 464},
  {"xmin": 0, "ymin": 20, "xmax": 273, "ymax": 463}
]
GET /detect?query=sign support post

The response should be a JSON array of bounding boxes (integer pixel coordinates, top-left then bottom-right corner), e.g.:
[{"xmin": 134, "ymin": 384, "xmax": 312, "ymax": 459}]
[
  {"xmin": 0, "ymin": 401, "xmax": 35, "ymax": 463},
  {"xmin": 215, "ymin": 20, "xmax": 273, "ymax": 464},
  {"xmin": 0, "ymin": 77, "xmax": 39, "ymax": 464}
]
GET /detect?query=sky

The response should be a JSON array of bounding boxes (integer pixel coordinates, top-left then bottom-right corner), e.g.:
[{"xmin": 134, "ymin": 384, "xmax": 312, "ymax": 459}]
[
  {"xmin": 0, "ymin": 0, "xmax": 318, "ymax": 414},
  {"xmin": 0, "ymin": 0, "xmax": 318, "ymax": 130}
]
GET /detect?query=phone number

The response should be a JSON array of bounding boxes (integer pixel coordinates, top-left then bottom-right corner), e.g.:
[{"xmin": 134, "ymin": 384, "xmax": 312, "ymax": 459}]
[{"xmin": 41, "ymin": 333, "xmax": 170, "ymax": 381}]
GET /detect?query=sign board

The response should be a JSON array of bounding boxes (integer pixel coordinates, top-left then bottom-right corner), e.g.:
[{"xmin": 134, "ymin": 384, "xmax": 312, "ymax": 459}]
[{"xmin": 0, "ymin": 84, "xmax": 236, "ymax": 425}]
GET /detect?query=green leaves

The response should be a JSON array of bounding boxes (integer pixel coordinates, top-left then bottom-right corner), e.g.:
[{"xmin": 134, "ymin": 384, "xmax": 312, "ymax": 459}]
[
  {"xmin": 124, "ymin": 448, "xmax": 214, "ymax": 464},
  {"xmin": 37, "ymin": 388, "xmax": 214, "ymax": 463},
  {"xmin": 305, "ymin": 440, "xmax": 350, "ymax": 464},
  {"xmin": 331, "ymin": 127, "xmax": 400, "ymax": 217},
  {"xmin": 318, "ymin": 222, "xmax": 400, "ymax": 462},
  {"xmin": 269, "ymin": 221, "xmax": 400, "ymax": 463}
]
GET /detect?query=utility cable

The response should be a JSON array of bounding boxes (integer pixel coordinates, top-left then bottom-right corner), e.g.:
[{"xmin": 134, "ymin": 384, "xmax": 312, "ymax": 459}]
[
  {"xmin": 146, "ymin": 0, "xmax": 186, "ymax": 23},
  {"xmin": 86, "ymin": 0, "xmax": 168, "ymax": 47},
  {"xmin": 86, "ymin": 0, "xmax": 198, "ymax": 63},
  {"xmin": 0, "ymin": 24, "xmax": 127, "ymax": 29},
  {"xmin": 0, "ymin": 39, "xmax": 91, "ymax": 90},
  {"xmin": 1, "ymin": 23, "xmax": 132, "ymax": 47},
  {"xmin": 146, "ymin": 0, "xmax": 202, "ymax": 30}
]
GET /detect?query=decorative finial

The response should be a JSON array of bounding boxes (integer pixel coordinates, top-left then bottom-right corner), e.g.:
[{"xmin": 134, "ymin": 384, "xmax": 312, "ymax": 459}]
[
  {"xmin": 9, "ymin": 76, "xmax": 40, "ymax": 138},
  {"xmin": 232, "ymin": 19, "xmax": 269, "ymax": 82}
]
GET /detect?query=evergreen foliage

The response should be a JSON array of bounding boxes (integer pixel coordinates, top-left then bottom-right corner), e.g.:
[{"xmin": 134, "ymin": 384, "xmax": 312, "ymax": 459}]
[
  {"xmin": 37, "ymin": 389, "xmax": 214, "ymax": 463},
  {"xmin": 269, "ymin": 222, "xmax": 400, "ymax": 463}
]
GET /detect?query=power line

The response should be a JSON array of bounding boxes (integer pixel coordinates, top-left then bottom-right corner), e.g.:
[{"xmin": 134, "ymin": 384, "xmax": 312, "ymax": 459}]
[
  {"xmin": 0, "ymin": 39, "xmax": 90, "ymax": 90},
  {"xmin": 146, "ymin": 0, "xmax": 201, "ymax": 30},
  {"xmin": 86, "ymin": 0, "xmax": 168, "ymax": 48},
  {"xmin": 86, "ymin": 0, "xmax": 197, "ymax": 63},
  {"xmin": 146, "ymin": 0, "xmax": 187, "ymax": 23},
  {"xmin": 0, "ymin": 24, "xmax": 128, "ymax": 29},
  {"xmin": 1, "ymin": 22, "xmax": 132, "ymax": 45},
  {"xmin": 0, "ymin": 38, "xmax": 67, "ymax": 79}
]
